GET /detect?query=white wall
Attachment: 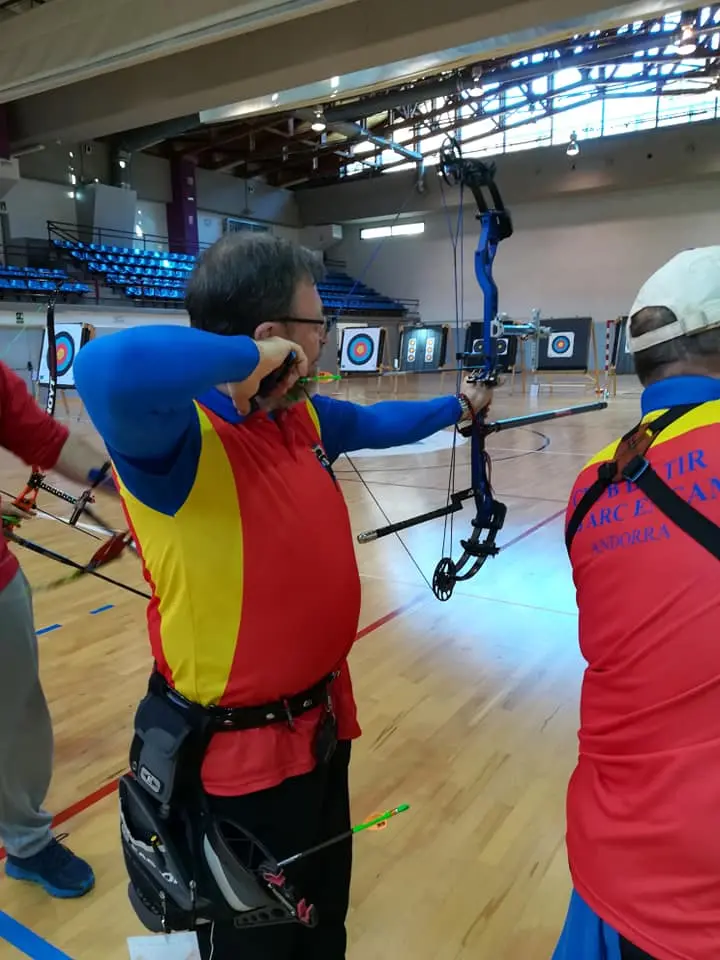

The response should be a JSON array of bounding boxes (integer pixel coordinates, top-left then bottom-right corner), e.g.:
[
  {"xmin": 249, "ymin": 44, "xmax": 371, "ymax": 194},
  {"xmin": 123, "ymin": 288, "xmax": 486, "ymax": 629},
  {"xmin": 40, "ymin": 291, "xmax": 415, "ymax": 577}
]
[
  {"xmin": 135, "ymin": 200, "xmax": 168, "ymax": 243},
  {"xmin": 4, "ymin": 175, "xmax": 299, "ymax": 248},
  {"xmin": 198, "ymin": 210, "xmax": 223, "ymax": 248},
  {"xmin": 0, "ymin": 305, "xmax": 188, "ymax": 381},
  {"xmin": 196, "ymin": 211, "xmax": 301, "ymax": 249},
  {"xmin": 5, "ymin": 179, "xmax": 76, "ymax": 239},
  {"xmin": 0, "ymin": 305, "xmax": 187, "ymax": 331},
  {"xmin": 336, "ymin": 181, "xmax": 720, "ymax": 325}
]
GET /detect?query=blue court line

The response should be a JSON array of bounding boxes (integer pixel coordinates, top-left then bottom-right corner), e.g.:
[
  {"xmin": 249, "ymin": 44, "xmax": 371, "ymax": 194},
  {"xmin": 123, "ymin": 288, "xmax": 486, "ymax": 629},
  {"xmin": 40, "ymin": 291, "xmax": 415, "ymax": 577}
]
[
  {"xmin": 36, "ymin": 603, "xmax": 116, "ymax": 636},
  {"xmin": 0, "ymin": 910, "xmax": 74, "ymax": 960}
]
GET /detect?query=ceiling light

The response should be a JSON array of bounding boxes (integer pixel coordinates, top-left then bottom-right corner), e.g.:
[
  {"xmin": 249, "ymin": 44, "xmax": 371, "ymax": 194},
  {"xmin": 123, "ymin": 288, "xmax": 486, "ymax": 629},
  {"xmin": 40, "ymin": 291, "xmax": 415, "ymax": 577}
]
[
  {"xmin": 676, "ymin": 22, "xmax": 697, "ymax": 55},
  {"xmin": 311, "ymin": 108, "xmax": 326, "ymax": 132}
]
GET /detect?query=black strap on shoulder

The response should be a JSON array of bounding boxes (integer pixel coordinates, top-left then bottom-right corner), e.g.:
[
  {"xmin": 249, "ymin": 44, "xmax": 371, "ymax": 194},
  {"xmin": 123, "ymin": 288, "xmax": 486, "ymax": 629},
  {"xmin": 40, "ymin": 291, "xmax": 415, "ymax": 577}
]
[
  {"xmin": 565, "ymin": 403, "xmax": 701, "ymax": 553},
  {"xmin": 621, "ymin": 455, "xmax": 720, "ymax": 561}
]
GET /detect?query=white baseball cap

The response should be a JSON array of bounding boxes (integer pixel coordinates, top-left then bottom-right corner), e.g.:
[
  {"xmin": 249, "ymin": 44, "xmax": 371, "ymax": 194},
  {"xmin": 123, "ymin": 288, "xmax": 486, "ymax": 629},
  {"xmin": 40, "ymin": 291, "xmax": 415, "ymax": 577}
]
[{"xmin": 627, "ymin": 246, "xmax": 720, "ymax": 353}]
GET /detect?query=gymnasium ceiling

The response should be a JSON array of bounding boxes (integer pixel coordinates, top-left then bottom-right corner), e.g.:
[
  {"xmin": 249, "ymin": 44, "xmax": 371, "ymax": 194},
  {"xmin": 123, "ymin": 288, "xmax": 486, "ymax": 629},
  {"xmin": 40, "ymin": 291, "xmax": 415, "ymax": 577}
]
[{"xmin": 0, "ymin": 0, "xmax": 717, "ymax": 189}]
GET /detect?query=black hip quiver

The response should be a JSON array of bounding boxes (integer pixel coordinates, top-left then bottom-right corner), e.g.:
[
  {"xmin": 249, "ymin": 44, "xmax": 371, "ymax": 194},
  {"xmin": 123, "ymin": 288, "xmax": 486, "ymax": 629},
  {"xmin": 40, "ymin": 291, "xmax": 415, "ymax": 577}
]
[{"xmin": 119, "ymin": 671, "xmax": 320, "ymax": 935}]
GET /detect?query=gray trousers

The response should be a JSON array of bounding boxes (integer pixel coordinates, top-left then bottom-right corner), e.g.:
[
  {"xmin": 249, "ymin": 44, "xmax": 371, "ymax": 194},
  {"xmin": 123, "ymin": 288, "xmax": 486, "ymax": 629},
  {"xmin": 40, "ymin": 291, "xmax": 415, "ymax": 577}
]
[{"xmin": 0, "ymin": 569, "xmax": 53, "ymax": 858}]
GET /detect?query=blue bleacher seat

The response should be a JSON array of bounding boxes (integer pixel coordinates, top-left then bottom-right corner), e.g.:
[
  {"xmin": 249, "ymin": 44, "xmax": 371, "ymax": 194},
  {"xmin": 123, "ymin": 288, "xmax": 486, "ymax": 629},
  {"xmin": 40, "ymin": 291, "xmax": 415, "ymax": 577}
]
[
  {"xmin": 0, "ymin": 262, "xmax": 88, "ymax": 299},
  {"xmin": 50, "ymin": 238, "xmax": 406, "ymax": 313}
]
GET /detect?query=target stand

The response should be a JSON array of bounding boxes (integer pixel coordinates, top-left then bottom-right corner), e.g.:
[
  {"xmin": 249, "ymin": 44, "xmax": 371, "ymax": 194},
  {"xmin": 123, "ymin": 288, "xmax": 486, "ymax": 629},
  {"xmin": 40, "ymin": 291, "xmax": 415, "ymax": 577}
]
[
  {"xmin": 530, "ymin": 317, "xmax": 600, "ymax": 396},
  {"xmin": 338, "ymin": 326, "xmax": 388, "ymax": 398},
  {"xmin": 38, "ymin": 321, "xmax": 95, "ymax": 421}
]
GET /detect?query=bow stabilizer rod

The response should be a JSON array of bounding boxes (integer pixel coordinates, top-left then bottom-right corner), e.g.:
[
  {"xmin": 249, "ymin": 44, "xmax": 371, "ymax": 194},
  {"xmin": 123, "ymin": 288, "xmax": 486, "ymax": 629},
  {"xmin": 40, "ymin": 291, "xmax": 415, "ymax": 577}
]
[{"xmin": 356, "ymin": 401, "xmax": 608, "ymax": 545}]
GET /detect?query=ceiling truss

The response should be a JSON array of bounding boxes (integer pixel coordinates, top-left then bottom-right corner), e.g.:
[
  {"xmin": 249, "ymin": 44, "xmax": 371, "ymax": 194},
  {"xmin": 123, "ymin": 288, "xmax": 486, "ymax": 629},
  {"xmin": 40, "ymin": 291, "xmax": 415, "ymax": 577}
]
[{"xmin": 138, "ymin": 4, "xmax": 720, "ymax": 189}]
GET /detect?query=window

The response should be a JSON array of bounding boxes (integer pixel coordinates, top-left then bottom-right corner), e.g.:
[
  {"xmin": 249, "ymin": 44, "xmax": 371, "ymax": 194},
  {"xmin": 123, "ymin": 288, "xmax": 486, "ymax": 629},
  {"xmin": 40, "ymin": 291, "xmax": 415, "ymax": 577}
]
[
  {"xmin": 360, "ymin": 222, "xmax": 425, "ymax": 240},
  {"xmin": 224, "ymin": 217, "xmax": 268, "ymax": 234}
]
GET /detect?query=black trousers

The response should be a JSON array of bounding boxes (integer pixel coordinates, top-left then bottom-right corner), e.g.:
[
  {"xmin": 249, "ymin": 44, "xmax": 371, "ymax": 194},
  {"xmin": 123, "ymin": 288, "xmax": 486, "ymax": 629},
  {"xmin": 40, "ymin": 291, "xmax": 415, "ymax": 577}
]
[
  {"xmin": 196, "ymin": 740, "xmax": 352, "ymax": 960},
  {"xmin": 620, "ymin": 936, "xmax": 657, "ymax": 960}
]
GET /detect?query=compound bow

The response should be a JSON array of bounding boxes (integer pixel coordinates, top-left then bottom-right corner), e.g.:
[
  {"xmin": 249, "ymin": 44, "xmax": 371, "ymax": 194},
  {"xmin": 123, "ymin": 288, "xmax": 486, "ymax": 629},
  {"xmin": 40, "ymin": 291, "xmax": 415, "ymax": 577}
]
[
  {"xmin": 1, "ymin": 286, "xmax": 141, "ymax": 596},
  {"xmin": 354, "ymin": 137, "xmax": 607, "ymax": 600}
]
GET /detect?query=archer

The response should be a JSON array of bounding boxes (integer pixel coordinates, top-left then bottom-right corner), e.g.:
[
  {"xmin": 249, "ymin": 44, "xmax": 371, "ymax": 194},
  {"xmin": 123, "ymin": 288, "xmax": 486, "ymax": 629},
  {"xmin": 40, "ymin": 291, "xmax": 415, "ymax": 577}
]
[
  {"xmin": 73, "ymin": 231, "xmax": 491, "ymax": 960},
  {"xmin": 0, "ymin": 359, "xmax": 114, "ymax": 900}
]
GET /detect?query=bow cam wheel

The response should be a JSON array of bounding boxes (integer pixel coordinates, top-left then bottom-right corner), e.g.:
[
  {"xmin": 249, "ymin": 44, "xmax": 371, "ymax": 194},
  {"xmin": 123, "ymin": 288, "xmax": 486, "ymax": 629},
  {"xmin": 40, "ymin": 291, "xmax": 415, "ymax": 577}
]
[
  {"xmin": 439, "ymin": 137, "xmax": 463, "ymax": 187},
  {"xmin": 432, "ymin": 557, "xmax": 457, "ymax": 601}
]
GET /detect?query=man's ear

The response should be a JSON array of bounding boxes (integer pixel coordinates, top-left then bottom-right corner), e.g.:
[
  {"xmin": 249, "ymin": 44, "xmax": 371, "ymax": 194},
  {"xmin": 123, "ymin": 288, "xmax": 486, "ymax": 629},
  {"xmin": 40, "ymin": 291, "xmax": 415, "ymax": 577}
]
[{"xmin": 254, "ymin": 322, "xmax": 276, "ymax": 341}]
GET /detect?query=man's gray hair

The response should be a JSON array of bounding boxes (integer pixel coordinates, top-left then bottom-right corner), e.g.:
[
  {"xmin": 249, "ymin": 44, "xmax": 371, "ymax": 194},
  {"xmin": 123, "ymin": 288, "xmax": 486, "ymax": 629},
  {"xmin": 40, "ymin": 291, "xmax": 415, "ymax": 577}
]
[{"xmin": 185, "ymin": 232, "xmax": 325, "ymax": 336}]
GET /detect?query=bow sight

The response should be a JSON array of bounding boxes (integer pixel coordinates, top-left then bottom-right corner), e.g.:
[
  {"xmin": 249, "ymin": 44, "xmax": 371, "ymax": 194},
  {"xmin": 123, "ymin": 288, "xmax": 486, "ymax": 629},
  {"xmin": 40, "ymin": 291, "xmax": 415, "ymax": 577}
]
[{"xmin": 440, "ymin": 136, "xmax": 513, "ymax": 388}]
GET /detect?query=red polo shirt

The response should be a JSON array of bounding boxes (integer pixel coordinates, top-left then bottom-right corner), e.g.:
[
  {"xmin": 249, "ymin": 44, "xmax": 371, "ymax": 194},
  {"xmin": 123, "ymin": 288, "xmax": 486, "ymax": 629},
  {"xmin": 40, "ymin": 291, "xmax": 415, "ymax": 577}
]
[
  {"xmin": 565, "ymin": 388, "xmax": 720, "ymax": 960},
  {"xmin": 0, "ymin": 362, "xmax": 69, "ymax": 592}
]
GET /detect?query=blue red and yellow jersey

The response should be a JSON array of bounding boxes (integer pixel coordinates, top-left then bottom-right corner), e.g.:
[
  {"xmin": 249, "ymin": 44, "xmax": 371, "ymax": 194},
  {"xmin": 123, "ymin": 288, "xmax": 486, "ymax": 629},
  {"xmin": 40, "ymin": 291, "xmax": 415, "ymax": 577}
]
[
  {"xmin": 117, "ymin": 398, "xmax": 362, "ymax": 795},
  {"xmin": 565, "ymin": 384, "xmax": 720, "ymax": 960}
]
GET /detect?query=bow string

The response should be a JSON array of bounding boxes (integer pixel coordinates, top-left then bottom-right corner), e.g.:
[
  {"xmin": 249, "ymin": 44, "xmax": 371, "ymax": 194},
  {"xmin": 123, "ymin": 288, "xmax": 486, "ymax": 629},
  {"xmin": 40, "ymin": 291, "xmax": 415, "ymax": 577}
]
[{"xmin": 336, "ymin": 136, "xmax": 607, "ymax": 599}]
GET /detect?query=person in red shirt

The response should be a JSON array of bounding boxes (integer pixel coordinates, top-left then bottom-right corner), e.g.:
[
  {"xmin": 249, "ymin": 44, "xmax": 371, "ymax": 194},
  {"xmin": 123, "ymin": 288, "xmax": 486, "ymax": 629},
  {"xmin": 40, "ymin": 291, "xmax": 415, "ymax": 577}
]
[
  {"xmin": 554, "ymin": 247, "xmax": 720, "ymax": 960},
  {"xmin": 0, "ymin": 362, "xmax": 114, "ymax": 899}
]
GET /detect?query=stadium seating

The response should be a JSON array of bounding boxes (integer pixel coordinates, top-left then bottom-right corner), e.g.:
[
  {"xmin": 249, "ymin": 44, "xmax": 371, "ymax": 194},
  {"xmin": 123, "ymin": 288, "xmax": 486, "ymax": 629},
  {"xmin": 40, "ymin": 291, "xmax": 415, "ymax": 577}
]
[
  {"xmin": 51, "ymin": 238, "xmax": 407, "ymax": 316},
  {"xmin": 0, "ymin": 263, "xmax": 90, "ymax": 299}
]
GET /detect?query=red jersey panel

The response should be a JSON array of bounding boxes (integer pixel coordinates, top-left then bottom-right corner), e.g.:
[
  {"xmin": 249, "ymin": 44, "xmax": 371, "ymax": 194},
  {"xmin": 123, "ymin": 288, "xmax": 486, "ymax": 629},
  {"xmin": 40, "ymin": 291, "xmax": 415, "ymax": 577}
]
[{"xmin": 565, "ymin": 401, "xmax": 720, "ymax": 960}]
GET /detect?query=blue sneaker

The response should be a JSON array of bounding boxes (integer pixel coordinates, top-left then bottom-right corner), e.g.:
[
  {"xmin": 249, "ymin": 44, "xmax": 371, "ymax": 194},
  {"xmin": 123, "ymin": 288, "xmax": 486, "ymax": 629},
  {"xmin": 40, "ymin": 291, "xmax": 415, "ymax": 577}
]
[{"xmin": 5, "ymin": 834, "xmax": 95, "ymax": 899}]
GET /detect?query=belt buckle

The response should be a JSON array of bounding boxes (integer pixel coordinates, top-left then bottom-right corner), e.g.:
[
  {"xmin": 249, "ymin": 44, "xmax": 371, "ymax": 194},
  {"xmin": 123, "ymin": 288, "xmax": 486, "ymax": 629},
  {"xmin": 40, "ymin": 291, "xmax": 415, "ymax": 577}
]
[
  {"xmin": 623, "ymin": 455, "xmax": 650, "ymax": 483},
  {"xmin": 282, "ymin": 698, "xmax": 295, "ymax": 730}
]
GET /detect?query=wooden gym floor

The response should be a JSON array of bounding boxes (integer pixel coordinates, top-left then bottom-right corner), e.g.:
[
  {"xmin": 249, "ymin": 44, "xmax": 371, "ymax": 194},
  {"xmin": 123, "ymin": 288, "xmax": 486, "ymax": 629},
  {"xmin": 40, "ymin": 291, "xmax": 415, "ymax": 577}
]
[{"xmin": 0, "ymin": 373, "xmax": 641, "ymax": 960}]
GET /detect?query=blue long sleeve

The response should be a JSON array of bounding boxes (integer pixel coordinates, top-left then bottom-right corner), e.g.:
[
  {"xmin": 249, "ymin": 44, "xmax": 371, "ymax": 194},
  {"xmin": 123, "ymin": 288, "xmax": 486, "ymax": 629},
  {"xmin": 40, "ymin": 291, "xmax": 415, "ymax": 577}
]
[
  {"xmin": 312, "ymin": 394, "xmax": 461, "ymax": 463},
  {"xmin": 74, "ymin": 325, "xmax": 261, "ymax": 514},
  {"xmin": 74, "ymin": 325, "xmax": 260, "ymax": 461}
]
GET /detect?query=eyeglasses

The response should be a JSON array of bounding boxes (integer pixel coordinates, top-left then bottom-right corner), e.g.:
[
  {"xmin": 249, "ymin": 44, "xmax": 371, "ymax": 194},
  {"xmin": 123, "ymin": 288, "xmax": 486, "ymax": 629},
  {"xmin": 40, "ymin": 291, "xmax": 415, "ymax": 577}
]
[{"xmin": 276, "ymin": 316, "xmax": 335, "ymax": 334}]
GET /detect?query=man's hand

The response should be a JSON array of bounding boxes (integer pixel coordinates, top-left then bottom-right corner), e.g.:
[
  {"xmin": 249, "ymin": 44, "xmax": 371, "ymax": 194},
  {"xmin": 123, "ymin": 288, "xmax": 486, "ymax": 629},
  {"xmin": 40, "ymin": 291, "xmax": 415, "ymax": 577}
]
[
  {"xmin": 461, "ymin": 378, "xmax": 494, "ymax": 417},
  {"xmin": 228, "ymin": 338, "xmax": 309, "ymax": 416},
  {"xmin": 2, "ymin": 502, "xmax": 35, "ymax": 523}
]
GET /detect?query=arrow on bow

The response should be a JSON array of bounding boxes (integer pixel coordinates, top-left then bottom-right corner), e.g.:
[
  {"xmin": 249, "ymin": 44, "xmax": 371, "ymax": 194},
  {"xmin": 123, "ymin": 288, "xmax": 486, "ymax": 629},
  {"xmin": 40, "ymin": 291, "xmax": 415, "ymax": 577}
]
[{"xmin": 345, "ymin": 137, "xmax": 608, "ymax": 600}]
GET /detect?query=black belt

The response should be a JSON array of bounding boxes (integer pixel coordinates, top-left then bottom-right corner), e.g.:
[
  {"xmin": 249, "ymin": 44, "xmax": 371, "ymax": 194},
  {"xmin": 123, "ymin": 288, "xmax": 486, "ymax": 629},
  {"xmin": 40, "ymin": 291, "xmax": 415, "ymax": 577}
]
[{"xmin": 148, "ymin": 669, "xmax": 338, "ymax": 732}]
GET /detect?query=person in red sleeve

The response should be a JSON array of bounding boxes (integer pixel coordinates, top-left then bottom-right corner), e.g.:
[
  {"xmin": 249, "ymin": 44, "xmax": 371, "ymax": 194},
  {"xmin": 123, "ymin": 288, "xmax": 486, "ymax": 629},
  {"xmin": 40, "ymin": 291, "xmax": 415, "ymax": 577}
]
[
  {"xmin": 554, "ymin": 246, "xmax": 720, "ymax": 960},
  {"xmin": 0, "ymin": 361, "xmax": 114, "ymax": 899}
]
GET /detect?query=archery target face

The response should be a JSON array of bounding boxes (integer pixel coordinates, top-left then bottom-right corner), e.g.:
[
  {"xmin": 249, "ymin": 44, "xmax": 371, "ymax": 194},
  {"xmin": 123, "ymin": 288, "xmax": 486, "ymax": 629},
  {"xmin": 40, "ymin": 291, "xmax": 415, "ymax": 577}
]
[
  {"xmin": 471, "ymin": 339, "xmax": 483, "ymax": 354},
  {"xmin": 347, "ymin": 333, "xmax": 373, "ymax": 365},
  {"xmin": 340, "ymin": 327, "xmax": 382, "ymax": 372},
  {"xmin": 547, "ymin": 331, "xmax": 575, "ymax": 358},
  {"xmin": 38, "ymin": 322, "xmax": 85, "ymax": 387},
  {"xmin": 496, "ymin": 338, "xmax": 509, "ymax": 356},
  {"xmin": 54, "ymin": 332, "xmax": 75, "ymax": 377},
  {"xmin": 407, "ymin": 337, "xmax": 417, "ymax": 363},
  {"xmin": 424, "ymin": 336, "xmax": 435, "ymax": 363}
]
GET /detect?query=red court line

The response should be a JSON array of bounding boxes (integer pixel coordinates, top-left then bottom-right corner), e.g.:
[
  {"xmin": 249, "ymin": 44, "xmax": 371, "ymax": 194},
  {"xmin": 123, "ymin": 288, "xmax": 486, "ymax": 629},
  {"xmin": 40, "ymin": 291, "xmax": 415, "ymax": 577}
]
[
  {"xmin": 500, "ymin": 507, "xmax": 566, "ymax": 550},
  {"xmin": 2, "ymin": 515, "xmax": 563, "ymax": 858},
  {"xmin": 0, "ymin": 597, "xmax": 426, "ymax": 861},
  {"xmin": 356, "ymin": 593, "xmax": 425, "ymax": 640},
  {"xmin": 0, "ymin": 777, "xmax": 121, "ymax": 862}
]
